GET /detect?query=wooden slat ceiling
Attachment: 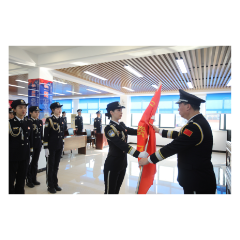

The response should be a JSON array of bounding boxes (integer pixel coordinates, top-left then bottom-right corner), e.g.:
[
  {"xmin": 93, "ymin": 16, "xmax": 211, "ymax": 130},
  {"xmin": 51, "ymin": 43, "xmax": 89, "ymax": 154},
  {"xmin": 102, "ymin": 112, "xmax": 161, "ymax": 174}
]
[{"xmin": 56, "ymin": 46, "xmax": 231, "ymax": 93}]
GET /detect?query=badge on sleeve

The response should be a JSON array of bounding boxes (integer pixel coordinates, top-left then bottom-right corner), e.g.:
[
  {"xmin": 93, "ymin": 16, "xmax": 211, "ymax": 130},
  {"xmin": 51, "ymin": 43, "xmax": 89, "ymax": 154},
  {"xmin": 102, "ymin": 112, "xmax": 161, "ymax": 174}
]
[
  {"xmin": 45, "ymin": 123, "xmax": 49, "ymax": 127},
  {"xmin": 108, "ymin": 129, "xmax": 115, "ymax": 137},
  {"xmin": 183, "ymin": 128, "xmax": 193, "ymax": 137}
]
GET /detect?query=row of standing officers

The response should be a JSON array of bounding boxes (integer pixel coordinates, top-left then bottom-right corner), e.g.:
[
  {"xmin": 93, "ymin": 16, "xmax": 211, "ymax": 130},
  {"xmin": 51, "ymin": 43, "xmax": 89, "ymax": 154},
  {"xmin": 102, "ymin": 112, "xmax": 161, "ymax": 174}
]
[{"xmin": 9, "ymin": 100, "xmax": 102, "ymax": 194}]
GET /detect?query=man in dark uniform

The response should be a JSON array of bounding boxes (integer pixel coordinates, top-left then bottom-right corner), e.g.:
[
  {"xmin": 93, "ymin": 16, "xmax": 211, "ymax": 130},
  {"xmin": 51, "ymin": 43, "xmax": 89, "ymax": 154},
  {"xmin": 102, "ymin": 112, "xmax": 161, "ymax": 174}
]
[
  {"xmin": 104, "ymin": 101, "xmax": 149, "ymax": 194},
  {"xmin": 26, "ymin": 106, "xmax": 43, "ymax": 188},
  {"xmin": 94, "ymin": 110, "xmax": 102, "ymax": 133},
  {"xmin": 62, "ymin": 111, "xmax": 67, "ymax": 131},
  {"xmin": 9, "ymin": 108, "xmax": 14, "ymax": 119},
  {"xmin": 139, "ymin": 89, "xmax": 216, "ymax": 194},
  {"xmin": 9, "ymin": 99, "xmax": 33, "ymax": 194},
  {"xmin": 43, "ymin": 102, "xmax": 65, "ymax": 194},
  {"xmin": 75, "ymin": 109, "xmax": 83, "ymax": 133}
]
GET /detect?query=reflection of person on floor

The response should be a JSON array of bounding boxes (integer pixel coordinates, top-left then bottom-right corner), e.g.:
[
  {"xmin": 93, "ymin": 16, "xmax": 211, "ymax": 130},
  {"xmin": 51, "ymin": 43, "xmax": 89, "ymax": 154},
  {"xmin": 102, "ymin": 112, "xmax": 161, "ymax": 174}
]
[
  {"xmin": 103, "ymin": 101, "xmax": 149, "ymax": 194},
  {"xmin": 139, "ymin": 89, "xmax": 217, "ymax": 194},
  {"xmin": 93, "ymin": 158, "xmax": 102, "ymax": 183}
]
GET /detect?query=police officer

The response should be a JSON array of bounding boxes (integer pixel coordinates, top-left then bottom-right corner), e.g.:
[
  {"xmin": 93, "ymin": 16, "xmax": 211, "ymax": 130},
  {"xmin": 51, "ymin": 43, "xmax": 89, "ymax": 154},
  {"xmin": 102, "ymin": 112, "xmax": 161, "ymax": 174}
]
[
  {"xmin": 9, "ymin": 108, "xmax": 14, "ymax": 119},
  {"xmin": 9, "ymin": 99, "xmax": 33, "ymax": 194},
  {"xmin": 94, "ymin": 110, "xmax": 102, "ymax": 133},
  {"xmin": 26, "ymin": 106, "xmax": 43, "ymax": 188},
  {"xmin": 43, "ymin": 102, "xmax": 65, "ymax": 193},
  {"xmin": 104, "ymin": 101, "xmax": 149, "ymax": 194},
  {"xmin": 75, "ymin": 109, "xmax": 83, "ymax": 133},
  {"xmin": 139, "ymin": 89, "xmax": 217, "ymax": 194},
  {"xmin": 62, "ymin": 111, "xmax": 67, "ymax": 131}
]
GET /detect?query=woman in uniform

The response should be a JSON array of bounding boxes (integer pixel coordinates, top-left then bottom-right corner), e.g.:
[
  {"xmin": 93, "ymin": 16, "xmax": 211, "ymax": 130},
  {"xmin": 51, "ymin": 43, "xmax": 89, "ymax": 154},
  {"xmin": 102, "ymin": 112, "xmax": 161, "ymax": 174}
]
[
  {"xmin": 103, "ymin": 101, "xmax": 149, "ymax": 194},
  {"xmin": 26, "ymin": 106, "xmax": 43, "ymax": 188},
  {"xmin": 9, "ymin": 99, "xmax": 33, "ymax": 194}
]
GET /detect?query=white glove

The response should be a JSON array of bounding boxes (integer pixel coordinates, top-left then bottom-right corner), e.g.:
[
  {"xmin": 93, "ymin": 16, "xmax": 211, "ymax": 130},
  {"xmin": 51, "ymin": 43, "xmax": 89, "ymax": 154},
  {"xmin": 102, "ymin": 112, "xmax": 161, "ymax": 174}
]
[
  {"xmin": 45, "ymin": 149, "xmax": 49, "ymax": 157},
  {"xmin": 138, "ymin": 151, "xmax": 149, "ymax": 158},
  {"xmin": 159, "ymin": 128, "xmax": 163, "ymax": 135}
]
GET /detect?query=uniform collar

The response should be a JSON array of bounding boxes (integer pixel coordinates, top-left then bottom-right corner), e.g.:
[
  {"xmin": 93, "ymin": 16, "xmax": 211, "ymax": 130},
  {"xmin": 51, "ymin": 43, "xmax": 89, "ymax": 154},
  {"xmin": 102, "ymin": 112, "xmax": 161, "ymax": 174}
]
[
  {"xmin": 53, "ymin": 114, "xmax": 59, "ymax": 119},
  {"xmin": 110, "ymin": 120, "xmax": 119, "ymax": 125},
  {"xmin": 15, "ymin": 116, "xmax": 24, "ymax": 121},
  {"xmin": 188, "ymin": 113, "xmax": 201, "ymax": 123},
  {"xmin": 31, "ymin": 117, "xmax": 37, "ymax": 121}
]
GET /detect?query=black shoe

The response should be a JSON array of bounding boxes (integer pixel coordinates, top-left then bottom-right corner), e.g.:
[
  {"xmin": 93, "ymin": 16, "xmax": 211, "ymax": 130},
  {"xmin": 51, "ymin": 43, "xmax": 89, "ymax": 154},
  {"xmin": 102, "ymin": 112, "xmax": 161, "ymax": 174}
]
[
  {"xmin": 48, "ymin": 187, "xmax": 56, "ymax": 194},
  {"xmin": 26, "ymin": 182, "xmax": 35, "ymax": 188},
  {"xmin": 33, "ymin": 181, "xmax": 40, "ymax": 185},
  {"xmin": 55, "ymin": 186, "xmax": 62, "ymax": 191}
]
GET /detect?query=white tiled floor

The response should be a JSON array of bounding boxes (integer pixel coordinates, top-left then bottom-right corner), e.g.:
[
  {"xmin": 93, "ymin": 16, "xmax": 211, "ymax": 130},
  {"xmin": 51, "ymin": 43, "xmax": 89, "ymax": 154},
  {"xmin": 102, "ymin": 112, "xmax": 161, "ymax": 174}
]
[{"xmin": 25, "ymin": 144, "xmax": 226, "ymax": 194}]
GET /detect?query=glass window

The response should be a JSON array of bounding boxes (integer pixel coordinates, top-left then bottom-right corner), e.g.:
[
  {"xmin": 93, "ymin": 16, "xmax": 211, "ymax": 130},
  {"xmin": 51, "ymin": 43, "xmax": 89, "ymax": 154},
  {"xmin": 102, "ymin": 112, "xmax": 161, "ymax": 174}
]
[
  {"xmin": 81, "ymin": 113, "xmax": 90, "ymax": 124},
  {"xmin": 90, "ymin": 113, "xmax": 97, "ymax": 125},
  {"xmin": 206, "ymin": 93, "xmax": 231, "ymax": 113},
  {"xmin": 220, "ymin": 114, "xmax": 225, "ymax": 129},
  {"xmin": 102, "ymin": 114, "xmax": 106, "ymax": 125},
  {"xmin": 160, "ymin": 114, "xmax": 175, "ymax": 128},
  {"xmin": 158, "ymin": 166, "xmax": 174, "ymax": 182},
  {"xmin": 52, "ymin": 99, "xmax": 72, "ymax": 113},
  {"xmin": 226, "ymin": 114, "xmax": 232, "ymax": 130},
  {"xmin": 205, "ymin": 114, "xmax": 220, "ymax": 130},
  {"xmin": 131, "ymin": 113, "xmax": 143, "ymax": 127},
  {"xmin": 175, "ymin": 113, "xmax": 188, "ymax": 129}
]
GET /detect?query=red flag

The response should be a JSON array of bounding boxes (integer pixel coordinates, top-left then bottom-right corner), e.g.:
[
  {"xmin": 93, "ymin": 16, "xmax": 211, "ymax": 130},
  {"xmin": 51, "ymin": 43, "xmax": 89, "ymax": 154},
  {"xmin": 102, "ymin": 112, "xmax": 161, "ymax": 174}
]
[{"xmin": 136, "ymin": 82, "xmax": 162, "ymax": 194}]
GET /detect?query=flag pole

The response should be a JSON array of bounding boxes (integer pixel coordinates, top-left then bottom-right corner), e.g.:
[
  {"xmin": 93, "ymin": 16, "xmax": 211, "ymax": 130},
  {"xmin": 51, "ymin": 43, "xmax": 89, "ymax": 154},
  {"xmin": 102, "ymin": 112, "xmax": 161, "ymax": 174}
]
[{"xmin": 135, "ymin": 136, "xmax": 150, "ymax": 194}]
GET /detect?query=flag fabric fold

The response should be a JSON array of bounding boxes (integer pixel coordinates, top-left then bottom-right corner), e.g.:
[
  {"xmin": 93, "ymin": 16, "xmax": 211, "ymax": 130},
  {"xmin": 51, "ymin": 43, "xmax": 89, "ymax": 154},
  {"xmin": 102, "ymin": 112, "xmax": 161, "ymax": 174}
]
[{"xmin": 136, "ymin": 83, "xmax": 162, "ymax": 194}]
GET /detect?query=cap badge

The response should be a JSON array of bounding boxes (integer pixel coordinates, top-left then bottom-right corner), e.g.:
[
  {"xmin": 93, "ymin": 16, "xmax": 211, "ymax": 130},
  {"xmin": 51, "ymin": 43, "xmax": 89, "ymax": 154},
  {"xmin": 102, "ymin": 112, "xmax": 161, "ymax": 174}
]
[
  {"xmin": 57, "ymin": 102, "xmax": 60, "ymax": 105},
  {"xmin": 21, "ymin": 100, "xmax": 25, "ymax": 103}
]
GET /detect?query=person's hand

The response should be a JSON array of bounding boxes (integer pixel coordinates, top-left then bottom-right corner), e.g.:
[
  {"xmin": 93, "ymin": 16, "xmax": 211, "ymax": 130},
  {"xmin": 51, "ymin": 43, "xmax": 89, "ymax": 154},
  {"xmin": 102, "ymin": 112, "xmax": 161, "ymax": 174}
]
[
  {"xmin": 45, "ymin": 149, "xmax": 49, "ymax": 157},
  {"xmin": 149, "ymin": 123, "xmax": 159, "ymax": 133},
  {"xmin": 139, "ymin": 158, "xmax": 149, "ymax": 166},
  {"xmin": 138, "ymin": 151, "xmax": 149, "ymax": 158}
]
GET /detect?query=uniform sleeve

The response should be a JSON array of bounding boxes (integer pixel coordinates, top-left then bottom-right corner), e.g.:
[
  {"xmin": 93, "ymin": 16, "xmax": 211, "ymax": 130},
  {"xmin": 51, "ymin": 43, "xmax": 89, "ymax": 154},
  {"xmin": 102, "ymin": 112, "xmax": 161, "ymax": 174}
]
[
  {"xmin": 162, "ymin": 129, "xmax": 179, "ymax": 139},
  {"xmin": 43, "ymin": 118, "xmax": 50, "ymax": 149},
  {"xmin": 150, "ymin": 123, "xmax": 203, "ymax": 164},
  {"xmin": 29, "ymin": 122, "xmax": 34, "ymax": 154},
  {"xmin": 75, "ymin": 117, "xmax": 78, "ymax": 128},
  {"xmin": 40, "ymin": 120, "xmax": 44, "ymax": 145},
  {"xmin": 94, "ymin": 119, "xmax": 97, "ymax": 129},
  {"xmin": 120, "ymin": 122, "xmax": 137, "ymax": 135},
  {"xmin": 81, "ymin": 117, "xmax": 83, "ymax": 129},
  {"xmin": 104, "ymin": 125, "xmax": 141, "ymax": 158}
]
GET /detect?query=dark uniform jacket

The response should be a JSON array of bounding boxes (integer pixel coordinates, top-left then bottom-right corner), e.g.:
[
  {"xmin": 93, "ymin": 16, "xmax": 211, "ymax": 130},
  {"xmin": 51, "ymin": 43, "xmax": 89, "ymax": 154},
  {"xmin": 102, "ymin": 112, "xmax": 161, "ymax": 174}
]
[
  {"xmin": 43, "ymin": 115, "xmax": 65, "ymax": 150},
  {"xmin": 29, "ymin": 118, "xmax": 43, "ymax": 149},
  {"xmin": 9, "ymin": 116, "xmax": 33, "ymax": 161},
  {"xmin": 94, "ymin": 117, "xmax": 102, "ymax": 133},
  {"xmin": 75, "ymin": 115, "xmax": 83, "ymax": 131},
  {"xmin": 150, "ymin": 113, "xmax": 216, "ymax": 191},
  {"xmin": 63, "ymin": 116, "xmax": 67, "ymax": 131},
  {"xmin": 104, "ymin": 120, "xmax": 140, "ymax": 170}
]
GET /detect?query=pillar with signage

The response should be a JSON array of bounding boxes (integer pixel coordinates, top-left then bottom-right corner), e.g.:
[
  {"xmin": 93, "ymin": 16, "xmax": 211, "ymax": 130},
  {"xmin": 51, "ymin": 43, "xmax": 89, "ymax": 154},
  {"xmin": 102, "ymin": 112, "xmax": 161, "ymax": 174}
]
[{"xmin": 28, "ymin": 68, "xmax": 53, "ymax": 123}]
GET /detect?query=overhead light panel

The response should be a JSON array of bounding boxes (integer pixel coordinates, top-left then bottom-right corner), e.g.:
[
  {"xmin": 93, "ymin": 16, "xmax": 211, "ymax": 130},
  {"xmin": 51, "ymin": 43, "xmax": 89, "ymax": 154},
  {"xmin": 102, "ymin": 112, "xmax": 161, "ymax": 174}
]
[
  {"xmin": 18, "ymin": 94, "xmax": 28, "ymax": 96},
  {"xmin": 16, "ymin": 80, "xmax": 28, "ymax": 83},
  {"xmin": 66, "ymin": 90, "xmax": 82, "ymax": 94},
  {"xmin": 9, "ymin": 84, "xmax": 25, "ymax": 88},
  {"xmin": 86, "ymin": 89, "xmax": 101, "ymax": 93},
  {"xmin": 176, "ymin": 58, "xmax": 187, "ymax": 73},
  {"xmin": 71, "ymin": 62, "xmax": 89, "ymax": 66},
  {"xmin": 187, "ymin": 82, "xmax": 193, "ymax": 88},
  {"xmin": 124, "ymin": 65, "xmax": 143, "ymax": 78},
  {"xmin": 227, "ymin": 80, "xmax": 231, "ymax": 87},
  {"xmin": 51, "ymin": 79, "xmax": 67, "ymax": 84},
  {"xmin": 84, "ymin": 71, "xmax": 107, "ymax": 80},
  {"xmin": 122, "ymin": 87, "xmax": 134, "ymax": 92},
  {"xmin": 151, "ymin": 85, "xmax": 158, "ymax": 89},
  {"xmin": 53, "ymin": 92, "xmax": 65, "ymax": 95}
]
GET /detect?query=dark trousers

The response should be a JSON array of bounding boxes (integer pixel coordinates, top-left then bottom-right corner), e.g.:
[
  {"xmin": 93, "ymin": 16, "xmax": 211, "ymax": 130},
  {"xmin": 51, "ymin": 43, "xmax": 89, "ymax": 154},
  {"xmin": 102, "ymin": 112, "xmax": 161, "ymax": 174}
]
[
  {"xmin": 183, "ymin": 187, "xmax": 216, "ymax": 194},
  {"xmin": 46, "ymin": 148, "xmax": 62, "ymax": 188},
  {"xmin": 103, "ymin": 167, "xmax": 126, "ymax": 194},
  {"xmin": 9, "ymin": 160, "xmax": 28, "ymax": 194},
  {"xmin": 27, "ymin": 147, "xmax": 41, "ymax": 183}
]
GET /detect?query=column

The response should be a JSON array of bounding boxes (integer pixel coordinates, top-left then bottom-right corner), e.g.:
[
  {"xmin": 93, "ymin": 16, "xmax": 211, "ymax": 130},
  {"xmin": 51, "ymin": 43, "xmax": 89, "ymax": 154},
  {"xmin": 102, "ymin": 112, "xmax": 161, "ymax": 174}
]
[
  {"xmin": 28, "ymin": 67, "xmax": 53, "ymax": 122},
  {"xmin": 120, "ymin": 95, "xmax": 131, "ymax": 127}
]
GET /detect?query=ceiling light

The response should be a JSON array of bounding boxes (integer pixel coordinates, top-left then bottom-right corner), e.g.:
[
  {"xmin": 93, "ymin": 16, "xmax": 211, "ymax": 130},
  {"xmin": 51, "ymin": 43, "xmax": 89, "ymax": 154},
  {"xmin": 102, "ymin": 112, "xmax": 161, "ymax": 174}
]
[
  {"xmin": 18, "ymin": 94, "xmax": 28, "ymax": 96},
  {"xmin": 71, "ymin": 62, "xmax": 89, "ymax": 66},
  {"xmin": 176, "ymin": 58, "xmax": 187, "ymax": 73},
  {"xmin": 124, "ymin": 65, "xmax": 143, "ymax": 78},
  {"xmin": 227, "ymin": 80, "xmax": 231, "ymax": 87},
  {"xmin": 53, "ymin": 92, "xmax": 65, "ymax": 95},
  {"xmin": 51, "ymin": 79, "xmax": 67, "ymax": 84},
  {"xmin": 151, "ymin": 85, "xmax": 158, "ymax": 89},
  {"xmin": 16, "ymin": 80, "xmax": 28, "ymax": 83},
  {"xmin": 187, "ymin": 82, "xmax": 193, "ymax": 88},
  {"xmin": 84, "ymin": 71, "xmax": 107, "ymax": 80},
  {"xmin": 122, "ymin": 87, "xmax": 134, "ymax": 92},
  {"xmin": 9, "ymin": 84, "xmax": 25, "ymax": 88},
  {"xmin": 86, "ymin": 89, "xmax": 101, "ymax": 93},
  {"xmin": 66, "ymin": 90, "xmax": 82, "ymax": 94}
]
